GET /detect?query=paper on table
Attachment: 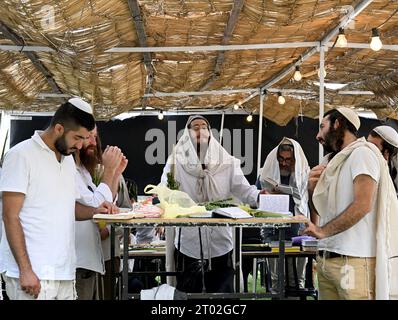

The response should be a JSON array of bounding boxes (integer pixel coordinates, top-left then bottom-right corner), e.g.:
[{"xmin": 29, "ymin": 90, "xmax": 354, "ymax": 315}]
[{"xmin": 259, "ymin": 194, "xmax": 291, "ymax": 215}]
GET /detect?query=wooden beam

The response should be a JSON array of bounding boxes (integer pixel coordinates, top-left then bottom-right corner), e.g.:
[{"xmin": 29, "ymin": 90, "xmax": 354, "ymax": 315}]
[
  {"xmin": 0, "ymin": 21, "xmax": 63, "ymax": 94},
  {"xmin": 211, "ymin": 0, "xmax": 245, "ymax": 81},
  {"xmin": 127, "ymin": 0, "xmax": 154, "ymax": 108},
  {"xmin": 179, "ymin": 0, "xmax": 244, "ymax": 108}
]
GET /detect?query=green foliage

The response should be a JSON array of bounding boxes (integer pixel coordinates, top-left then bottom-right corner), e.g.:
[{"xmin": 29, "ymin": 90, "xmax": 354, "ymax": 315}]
[
  {"xmin": 199, "ymin": 198, "xmax": 236, "ymax": 211},
  {"xmin": 167, "ymin": 172, "xmax": 180, "ymax": 190}
]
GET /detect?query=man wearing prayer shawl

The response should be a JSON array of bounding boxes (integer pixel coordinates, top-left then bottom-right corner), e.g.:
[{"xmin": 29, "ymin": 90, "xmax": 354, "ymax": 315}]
[
  {"xmin": 368, "ymin": 125, "xmax": 398, "ymax": 192},
  {"xmin": 161, "ymin": 115, "xmax": 261, "ymax": 293},
  {"xmin": 304, "ymin": 107, "xmax": 398, "ymax": 300},
  {"xmin": 258, "ymin": 137, "xmax": 310, "ymax": 289}
]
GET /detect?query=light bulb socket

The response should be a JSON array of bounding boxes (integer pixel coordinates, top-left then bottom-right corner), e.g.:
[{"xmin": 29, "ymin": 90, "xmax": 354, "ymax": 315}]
[
  {"xmin": 372, "ymin": 28, "xmax": 380, "ymax": 37},
  {"xmin": 295, "ymin": 65, "xmax": 300, "ymax": 71},
  {"xmin": 338, "ymin": 27, "xmax": 345, "ymax": 35}
]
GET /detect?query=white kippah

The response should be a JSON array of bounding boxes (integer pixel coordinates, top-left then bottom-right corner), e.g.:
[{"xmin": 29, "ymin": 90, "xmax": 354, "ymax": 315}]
[
  {"xmin": 68, "ymin": 97, "xmax": 93, "ymax": 114},
  {"xmin": 337, "ymin": 107, "xmax": 360, "ymax": 130},
  {"xmin": 373, "ymin": 125, "xmax": 398, "ymax": 148}
]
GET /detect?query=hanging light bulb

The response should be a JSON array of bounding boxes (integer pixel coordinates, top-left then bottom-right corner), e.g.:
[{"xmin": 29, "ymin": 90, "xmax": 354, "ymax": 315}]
[
  {"xmin": 246, "ymin": 113, "xmax": 253, "ymax": 122},
  {"xmin": 233, "ymin": 104, "xmax": 240, "ymax": 110},
  {"xmin": 277, "ymin": 92, "xmax": 285, "ymax": 105},
  {"xmin": 317, "ymin": 67, "xmax": 327, "ymax": 78},
  {"xmin": 158, "ymin": 110, "xmax": 164, "ymax": 120},
  {"xmin": 293, "ymin": 65, "xmax": 302, "ymax": 81},
  {"xmin": 370, "ymin": 28, "xmax": 382, "ymax": 51},
  {"xmin": 336, "ymin": 28, "xmax": 348, "ymax": 47}
]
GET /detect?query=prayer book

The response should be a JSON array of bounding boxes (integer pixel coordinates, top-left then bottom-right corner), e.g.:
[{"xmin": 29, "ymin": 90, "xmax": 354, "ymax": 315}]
[
  {"xmin": 260, "ymin": 177, "xmax": 301, "ymax": 200},
  {"xmin": 259, "ymin": 194, "xmax": 291, "ymax": 215},
  {"xmin": 212, "ymin": 206, "xmax": 252, "ymax": 219}
]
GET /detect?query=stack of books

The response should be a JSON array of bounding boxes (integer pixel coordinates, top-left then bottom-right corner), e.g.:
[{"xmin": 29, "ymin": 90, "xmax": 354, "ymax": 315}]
[{"xmin": 301, "ymin": 239, "xmax": 318, "ymax": 252}]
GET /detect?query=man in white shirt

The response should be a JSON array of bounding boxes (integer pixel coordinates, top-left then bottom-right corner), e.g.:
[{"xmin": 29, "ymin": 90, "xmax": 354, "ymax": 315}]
[
  {"xmin": 161, "ymin": 115, "xmax": 262, "ymax": 293},
  {"xmin": 304, "ymin": 107, "xmax": 398, "ymax": 299},
  {"xmin": 74, "ymin": 126, "xmax": 126, "ymax": 299},
  {"xmin": 0, "ymin": 98, "xmax": 116, "ymax": 300},
  {"xmin": 367, "ymin": 125, "xmax": 398, "ymax": 191}
]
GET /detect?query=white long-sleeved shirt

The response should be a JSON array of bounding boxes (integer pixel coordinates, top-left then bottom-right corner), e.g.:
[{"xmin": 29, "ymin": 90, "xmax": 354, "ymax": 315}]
[{"xmin": 75, "ymin": 165, "xmax": 113, "ymax": 274}]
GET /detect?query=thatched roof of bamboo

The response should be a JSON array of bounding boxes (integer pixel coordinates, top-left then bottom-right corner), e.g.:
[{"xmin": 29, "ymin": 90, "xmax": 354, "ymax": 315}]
[{"xmin": 0, "ymin": 0, "xmax": 398, "ymax": 124}]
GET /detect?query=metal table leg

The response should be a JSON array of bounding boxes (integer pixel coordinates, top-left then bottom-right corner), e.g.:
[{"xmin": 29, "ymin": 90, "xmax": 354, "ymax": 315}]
[
  {"xmin": 278, "ymin": 227, "xmax": 285, "ymax": 300},
  {"xmin": 235, "ymin": 227, "xmax": 241, "ymax": 293},
  {"xmin": 122, "ymin": 227, "xmax": 129, "ymax": 300},
  {"xmin": 110, "ymin": 225, "xmax": 115, "ymax": 300}
]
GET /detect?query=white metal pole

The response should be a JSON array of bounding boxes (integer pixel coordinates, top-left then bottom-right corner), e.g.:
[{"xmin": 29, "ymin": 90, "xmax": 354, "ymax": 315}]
[
  {"xmin": 219, "ymin": 111, "xmax": 225, "ymax": 145},
  {"xmin": 0, "ymin": 111, "xmax": 11, "ymax": 157},
  {"xmin": 318, "ymin": 45, "xmax": 325, "ymax": 164},
  {"xmin": 257, "ymin": 89, "xmax": 264, "ymax": 178}
]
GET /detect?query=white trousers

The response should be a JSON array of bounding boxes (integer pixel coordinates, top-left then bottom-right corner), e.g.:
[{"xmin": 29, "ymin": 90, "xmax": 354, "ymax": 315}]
[{"xmin": 3, "ymin": 274, "xmax": 76, "ymax": 300}]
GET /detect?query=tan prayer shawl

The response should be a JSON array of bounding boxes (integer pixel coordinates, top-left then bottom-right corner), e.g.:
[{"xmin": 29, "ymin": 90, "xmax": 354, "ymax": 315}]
[{"xmin": 313, "ymin": 137, "xmax": 398, "ymax": 299}]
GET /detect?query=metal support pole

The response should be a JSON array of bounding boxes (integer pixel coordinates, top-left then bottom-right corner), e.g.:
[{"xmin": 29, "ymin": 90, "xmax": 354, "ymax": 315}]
[
  {"xmin": 257, "ymin": 89, "xmax": 265, "ymax": 178},
  {"xmin": 219, "ymin": 111, "xmax": 225, "ymax": 145},
  {"xmin": 318, "ymin": 45, "xmax": 325, "ymax": 164}
]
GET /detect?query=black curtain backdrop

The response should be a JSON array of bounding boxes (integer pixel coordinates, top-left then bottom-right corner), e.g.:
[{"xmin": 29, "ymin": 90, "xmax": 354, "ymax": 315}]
[{"xmin": 10, "ymin": 114, "xmax": 394, "ymax": 194}]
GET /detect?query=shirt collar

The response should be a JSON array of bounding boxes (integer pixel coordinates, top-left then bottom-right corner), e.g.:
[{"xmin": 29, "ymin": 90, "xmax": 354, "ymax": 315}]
[{"xmin": 31, "ymin": 130, "xmax": 66, "ymax": 162}]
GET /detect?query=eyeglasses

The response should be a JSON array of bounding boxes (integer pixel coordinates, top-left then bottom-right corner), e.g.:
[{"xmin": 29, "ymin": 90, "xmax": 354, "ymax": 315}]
[
  {"xmin": 190, "ymin": 125, "xmax": 209, "ymax": 131},
  {"xmin": 277, "ymin": 156, "xmax": 294, "ymax": 165}
]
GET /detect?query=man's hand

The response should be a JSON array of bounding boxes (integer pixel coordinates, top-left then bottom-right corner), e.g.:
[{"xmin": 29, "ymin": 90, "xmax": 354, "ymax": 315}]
[
  {"xmin": 99, "ymin": 227, "xmax": 110, "ymax": 240},
  {"xmin": 96, "ymin": 201, "xmax": 119, "ymax": 215},
  {"xmin": 102, "ymin": 146, "xmax": 123, "ymax": 171},
  {"xmin": 114, "ymin": 156, "xmax": 128, "ymax": 177},
  {"xmin": 301, "ymin": 219, "xmax": 327, "ymax": 239},
  {"xmin": 308, "ymin": 165, "xmax": 326, "ymax": 195},
  {"xmin": 19, "ymin": 268, "xmax": 41, "ymax": 299},
  {"xmin": 155, "ymin": 227, "xmax": 165, "ymax": 238},
  {"xmin": 259, "ymin": 189, "xmax": 270, "ymax": 195}
]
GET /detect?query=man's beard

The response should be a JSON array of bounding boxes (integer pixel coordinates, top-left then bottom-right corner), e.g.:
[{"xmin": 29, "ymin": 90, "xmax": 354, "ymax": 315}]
[
  {"xmin": 55, "ymin": 135, "xmax": 75, "ymax": 156},
  {"xmin": 280, "ymin": 168, "xmax": 291, "ymax": 177},
  {"xmin": 322, "ymin": 125, "xmax": 345, "ymax": 159},
  {"xmin": 196, "ymin": 141, "xmax": 208, "ymax": 165},
  {"xmin": 80, "ymin": 146, "xmax": 100, "ymax": 177}
]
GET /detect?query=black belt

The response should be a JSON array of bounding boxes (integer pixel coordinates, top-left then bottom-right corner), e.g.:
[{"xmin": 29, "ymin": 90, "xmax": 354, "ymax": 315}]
[{"xmin": 318, "ymin": 250, "xmax": 344, "ymax": 259}]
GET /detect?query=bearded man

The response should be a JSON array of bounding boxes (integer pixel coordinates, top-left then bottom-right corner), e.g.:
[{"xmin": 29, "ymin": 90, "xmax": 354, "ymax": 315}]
[
  {"xmin": 305, "ymin": 107, "xmax": 398, "ymax": 300},
  {"xmin": 74, "ymin": 126, "xmax": 126, "ymax": 299},
  {"xmin": 0, "ymin": 98, "xmax": 116, "ymax": 300}
]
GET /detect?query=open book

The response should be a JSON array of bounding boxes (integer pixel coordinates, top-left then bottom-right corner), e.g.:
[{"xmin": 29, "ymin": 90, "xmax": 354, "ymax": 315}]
[
  {"xmin": 260, "ymin": 177, "xmax": 301, "ymax": 200},
  {"xmin": 93, "ymin": 207, "xmax": 145, "ymax": 220},
  {"xmin": 212, "ymin": 207, "xmax": 252, "ymax": 219}
]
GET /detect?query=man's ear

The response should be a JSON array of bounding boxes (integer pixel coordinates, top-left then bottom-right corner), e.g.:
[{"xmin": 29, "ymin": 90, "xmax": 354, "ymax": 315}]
[
  {"xmin": 333, "ymin": 119, "xmax": 340, "ymax": 130},
  {"xmin": 54, "ymin": 123, "xmax": 65, "ymax": 136}
]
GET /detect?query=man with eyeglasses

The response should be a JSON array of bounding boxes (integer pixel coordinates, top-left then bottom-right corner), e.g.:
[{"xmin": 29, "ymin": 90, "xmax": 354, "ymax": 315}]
[{"xmin": 257, "ymin": 138, "xmax": 310, "ymax": 290}]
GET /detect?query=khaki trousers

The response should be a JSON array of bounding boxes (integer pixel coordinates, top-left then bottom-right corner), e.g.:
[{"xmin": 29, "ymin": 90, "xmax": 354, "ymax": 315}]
[{"xmin": 316, "ymin": 255, "xmax": 375, "ymax": 300}]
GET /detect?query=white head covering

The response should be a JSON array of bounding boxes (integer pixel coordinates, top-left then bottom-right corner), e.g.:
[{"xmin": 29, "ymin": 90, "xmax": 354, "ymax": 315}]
[
  {"xmin": 68, "ymin": 97, "xmax": 93, "ymax": 114},
  {"xmin": 337, "ymin": 107, "xmax": 360, "ymax": 130},
  {"xmin": 170, "ymin": 116, "xmax": 235, "ymax": 203},
  {"xmin": 260, "ymin": 137, "xmax": 310, "ymax": 217},
  {"xmin": 373, "ymin": 125, "xmax": 398, "ymax": 148}
]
